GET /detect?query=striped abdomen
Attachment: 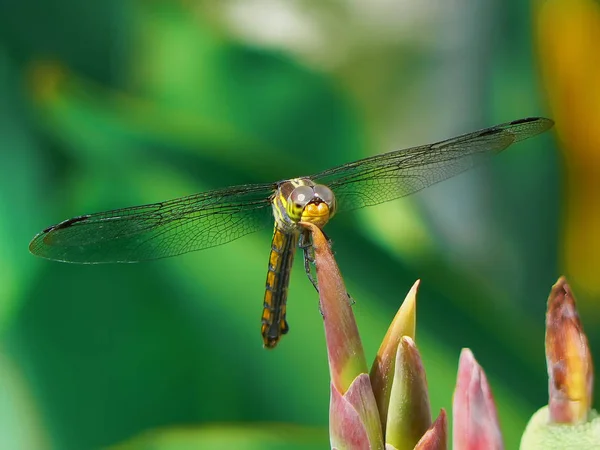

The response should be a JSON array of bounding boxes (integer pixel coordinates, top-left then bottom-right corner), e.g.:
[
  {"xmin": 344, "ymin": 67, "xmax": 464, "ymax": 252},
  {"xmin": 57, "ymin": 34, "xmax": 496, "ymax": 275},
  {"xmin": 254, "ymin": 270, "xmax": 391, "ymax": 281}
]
[{"xmin": 261, "ymin": 225, "xmax": 300, "ymax": 348}]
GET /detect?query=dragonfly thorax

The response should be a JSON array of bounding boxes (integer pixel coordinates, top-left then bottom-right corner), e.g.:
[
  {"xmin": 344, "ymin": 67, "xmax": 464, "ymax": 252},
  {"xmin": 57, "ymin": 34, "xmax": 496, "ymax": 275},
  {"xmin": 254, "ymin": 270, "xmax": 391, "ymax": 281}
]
[{"xmin": 272, "ymin": 178, "xmax": 336, "ymax": 231}]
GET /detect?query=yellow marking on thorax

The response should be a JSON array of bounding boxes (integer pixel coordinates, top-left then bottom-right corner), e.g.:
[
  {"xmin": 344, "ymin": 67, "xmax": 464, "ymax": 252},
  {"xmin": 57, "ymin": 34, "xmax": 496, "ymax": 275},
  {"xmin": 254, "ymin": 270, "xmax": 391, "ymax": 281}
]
[{"xmin": 272, "ymin": 178, "xmax": 315, "ymax": 227}]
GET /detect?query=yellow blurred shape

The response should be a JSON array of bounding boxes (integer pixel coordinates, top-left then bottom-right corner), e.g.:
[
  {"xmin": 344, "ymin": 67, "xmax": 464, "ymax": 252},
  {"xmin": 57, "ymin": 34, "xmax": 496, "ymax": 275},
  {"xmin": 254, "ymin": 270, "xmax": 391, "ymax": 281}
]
[{"xmin": 535, "ymin": 0, "xmax": 600, "ymax": 297}]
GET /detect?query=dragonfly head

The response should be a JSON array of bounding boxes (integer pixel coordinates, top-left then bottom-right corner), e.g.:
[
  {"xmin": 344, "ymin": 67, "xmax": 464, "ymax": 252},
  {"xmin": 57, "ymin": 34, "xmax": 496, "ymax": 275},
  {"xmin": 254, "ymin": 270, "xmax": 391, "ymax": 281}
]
[{"xmin": 286, "ymin": 183, "xmax": 336, "ymax": 229}]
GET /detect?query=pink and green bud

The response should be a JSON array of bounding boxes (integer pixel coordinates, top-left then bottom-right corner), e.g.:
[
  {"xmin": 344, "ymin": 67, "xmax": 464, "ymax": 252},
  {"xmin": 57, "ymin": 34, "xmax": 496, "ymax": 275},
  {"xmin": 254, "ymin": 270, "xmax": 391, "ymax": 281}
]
[
  {"xmin": 545, "ymin": 277, "xmax": 593, "ymax": 424},
  {"xmin": 330, "ymin": 374, "xmax": 384, "ymax": 450},
  {"xmin": 521, "ymin": 277, "xmax": 599, "ymax": 449},
  {"xmin": 453, "ymin": 349, "xmax": 504, "ymax": 450},
  {"xmin": 414, "ymin": 409, "xmax": 448, "ymax": 450},
  {"xmin": 370, "ymin": 280, "xmax": 419, "ymax": 432},
  {"xmin": 385, "ymin": 336, "xmax": 431, "ymax": 449},
  {"xmin": 303, "ymin": 222, "xmax": 384, "ymax": 449},
  {"xmin": 302, "ymin": 222, "xmax": 368, "ymax": 392}
]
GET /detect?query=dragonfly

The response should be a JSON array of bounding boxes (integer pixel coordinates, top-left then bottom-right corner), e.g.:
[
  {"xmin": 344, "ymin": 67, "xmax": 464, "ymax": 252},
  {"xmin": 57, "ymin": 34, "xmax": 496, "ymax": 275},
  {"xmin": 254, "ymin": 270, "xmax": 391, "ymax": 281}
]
[{"xmin": 30, "ymin": 117, "xmax": 554, "ymax": 348}]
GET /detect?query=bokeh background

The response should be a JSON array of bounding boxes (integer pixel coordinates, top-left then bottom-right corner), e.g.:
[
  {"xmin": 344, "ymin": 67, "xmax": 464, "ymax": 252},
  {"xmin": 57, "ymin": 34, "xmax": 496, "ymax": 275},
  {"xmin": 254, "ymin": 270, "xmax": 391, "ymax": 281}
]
[{"xmin": 1, "ymin": 0, "xmax": 598, "ymax": 449}]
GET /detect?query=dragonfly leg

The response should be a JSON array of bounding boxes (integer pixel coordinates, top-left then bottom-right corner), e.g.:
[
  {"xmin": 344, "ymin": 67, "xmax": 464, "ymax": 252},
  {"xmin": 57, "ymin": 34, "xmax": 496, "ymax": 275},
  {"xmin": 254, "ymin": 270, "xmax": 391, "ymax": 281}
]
[
  {"xmin": 300, "ymin": 228, "xmax": 355, "ymax": 313},
  {"xmin": 347, "ymin": 293, "xmax": 355, "ymax": 306},
  {"xmin": 299, "ymin": 230, "xmax": 319, "ymax": 292}
]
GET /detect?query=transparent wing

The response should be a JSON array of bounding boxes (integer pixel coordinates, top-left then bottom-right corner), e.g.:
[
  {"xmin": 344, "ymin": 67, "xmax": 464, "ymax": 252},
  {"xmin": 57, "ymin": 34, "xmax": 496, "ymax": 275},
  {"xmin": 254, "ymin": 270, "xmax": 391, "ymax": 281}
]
[
  {"xmin": 311, "ymin": 117, "xmax": 554, "ymax": 212},
  {"xmin": 29, "ymin": 183, "xmax": 277, "ymax": 263}
]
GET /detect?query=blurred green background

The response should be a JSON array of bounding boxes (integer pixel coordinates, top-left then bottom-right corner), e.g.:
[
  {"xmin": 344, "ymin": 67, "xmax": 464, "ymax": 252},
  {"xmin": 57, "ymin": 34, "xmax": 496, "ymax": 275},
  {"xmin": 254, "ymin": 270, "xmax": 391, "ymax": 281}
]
[{"xmin": 0, "ymin": 0, "xmax": 588, "ymax": 449}]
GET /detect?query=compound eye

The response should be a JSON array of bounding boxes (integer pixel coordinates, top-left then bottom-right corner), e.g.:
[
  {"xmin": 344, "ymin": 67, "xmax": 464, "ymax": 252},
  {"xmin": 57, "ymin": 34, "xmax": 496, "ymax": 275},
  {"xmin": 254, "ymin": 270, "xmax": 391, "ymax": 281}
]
[
  {"xmin": 313, "ymin": 185, "xmax": 335, "ymax": 206},
  {"xmin": 289, "ymin": 185, "xmax": 314, "ymax": 208}
]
